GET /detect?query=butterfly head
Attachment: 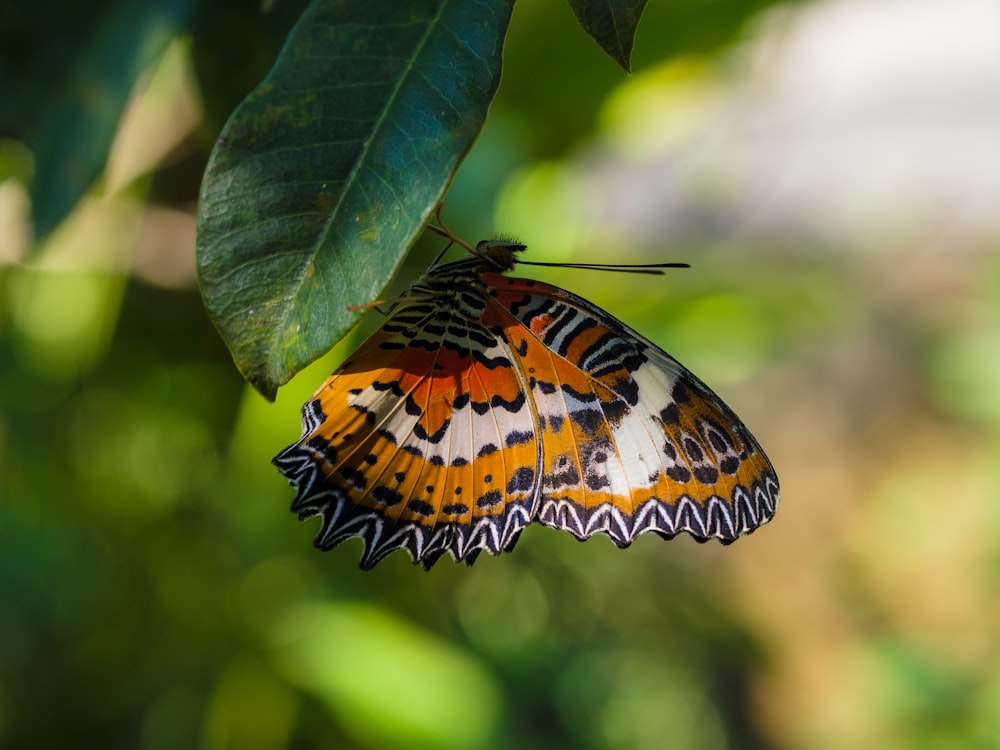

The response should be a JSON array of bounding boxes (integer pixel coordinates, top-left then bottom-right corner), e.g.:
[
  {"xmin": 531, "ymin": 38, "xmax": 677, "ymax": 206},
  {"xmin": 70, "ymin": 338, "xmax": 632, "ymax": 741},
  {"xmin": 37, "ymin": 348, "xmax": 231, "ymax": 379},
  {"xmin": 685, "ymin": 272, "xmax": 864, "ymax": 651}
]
[{"xmin": 474, "ymin": 239, "xmax": 527, "ymax": 272}]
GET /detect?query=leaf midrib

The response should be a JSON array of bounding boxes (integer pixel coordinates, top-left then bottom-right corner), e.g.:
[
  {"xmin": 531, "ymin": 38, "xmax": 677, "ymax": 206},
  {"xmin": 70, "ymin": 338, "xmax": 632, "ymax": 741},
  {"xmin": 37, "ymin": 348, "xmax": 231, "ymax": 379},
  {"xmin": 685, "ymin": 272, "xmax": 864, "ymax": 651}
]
[{"xmin": 266, "ymin": 1, "xmax": 455, "ymax": 376}]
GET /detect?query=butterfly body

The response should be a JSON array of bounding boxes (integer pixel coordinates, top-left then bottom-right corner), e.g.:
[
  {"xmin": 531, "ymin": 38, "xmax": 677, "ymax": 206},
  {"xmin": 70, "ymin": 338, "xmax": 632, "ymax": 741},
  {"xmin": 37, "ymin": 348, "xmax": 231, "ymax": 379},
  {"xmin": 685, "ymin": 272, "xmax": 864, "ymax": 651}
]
[{"xmin": 274, "ymin": 242, "xmax": 779, "ymax": 569}]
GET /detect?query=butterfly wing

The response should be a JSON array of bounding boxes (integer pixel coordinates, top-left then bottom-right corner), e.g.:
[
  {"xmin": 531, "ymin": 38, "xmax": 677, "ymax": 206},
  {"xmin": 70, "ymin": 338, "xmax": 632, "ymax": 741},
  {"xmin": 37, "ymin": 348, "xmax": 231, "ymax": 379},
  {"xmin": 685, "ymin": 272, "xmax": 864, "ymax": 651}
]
[
  {"xmin": 273, "ymin": 300, "xmax": 542, "ymax": 569},
  {"xmin": 484, "ymin": 272, "xmax": 779, "ymax": 546}
]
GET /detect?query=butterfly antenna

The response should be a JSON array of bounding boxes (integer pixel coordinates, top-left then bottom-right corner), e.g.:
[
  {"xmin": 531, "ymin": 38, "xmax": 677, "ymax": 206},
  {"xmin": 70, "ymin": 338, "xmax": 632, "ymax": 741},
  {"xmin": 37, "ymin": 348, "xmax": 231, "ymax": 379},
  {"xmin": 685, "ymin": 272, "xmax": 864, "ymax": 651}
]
[
  {"xmin": 517, "ymin": 260, "xmax": 691, "ymax": 276},
  {"xmin": 425, "ymin": 205, "xmax": 689, "ymax": 274}
]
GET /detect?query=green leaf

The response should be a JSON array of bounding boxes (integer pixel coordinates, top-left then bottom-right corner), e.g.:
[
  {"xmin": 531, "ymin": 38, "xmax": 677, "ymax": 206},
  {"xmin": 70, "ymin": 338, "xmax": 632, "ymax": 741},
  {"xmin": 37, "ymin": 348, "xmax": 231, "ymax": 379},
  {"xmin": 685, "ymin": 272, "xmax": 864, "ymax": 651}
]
[
  {"xmin": 567, "ymin": 0, "xmax": 649, "ymax": 72},
  {"xmin": 196, "ymin": 0, "xmax": 514, "ymax": 400}
]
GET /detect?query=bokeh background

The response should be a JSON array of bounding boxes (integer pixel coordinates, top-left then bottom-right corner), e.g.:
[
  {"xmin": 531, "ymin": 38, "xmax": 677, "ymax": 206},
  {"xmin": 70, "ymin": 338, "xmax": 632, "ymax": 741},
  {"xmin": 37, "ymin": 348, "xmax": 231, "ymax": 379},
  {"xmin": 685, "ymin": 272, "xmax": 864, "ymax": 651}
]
[{"xmin": 4, "ymin": 0, "xmax": 1000, "ymax": 748}]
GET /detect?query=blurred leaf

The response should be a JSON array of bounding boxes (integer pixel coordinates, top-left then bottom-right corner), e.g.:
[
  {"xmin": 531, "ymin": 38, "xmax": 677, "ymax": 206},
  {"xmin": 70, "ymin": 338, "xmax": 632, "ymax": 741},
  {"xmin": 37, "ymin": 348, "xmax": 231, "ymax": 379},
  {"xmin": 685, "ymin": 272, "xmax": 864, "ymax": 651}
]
[
  {"xmin": 497, "ymin": 0, "xmax": 789, "ymax": 156},
  {"xmin": 0, "ymin": 139, "xmax": 34, "ymax": 184},
  {"xmin": 196, "ymin": 0, "xmax": 514, "ymax": 400},
  {"xmin": 3, "ymin": 0, "xmax": 194, "ymax": 239},
  {"xmin": 0, "ymin": 2, "xmax": 112, "ymax": 148},
  {"xmin": 567, "ymin": 0, "xmax": 649, "ymax": 72},
  {"xmin": 274, "ymin": 602, "xmax": 501, "ymax": 749}
]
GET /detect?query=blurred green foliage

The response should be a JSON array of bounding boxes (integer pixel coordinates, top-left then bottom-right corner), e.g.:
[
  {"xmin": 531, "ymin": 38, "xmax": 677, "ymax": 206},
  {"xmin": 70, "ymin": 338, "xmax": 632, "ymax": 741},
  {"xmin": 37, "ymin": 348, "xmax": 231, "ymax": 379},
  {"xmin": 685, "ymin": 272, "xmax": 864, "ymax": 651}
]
[{"xmin": 4, "ymin": 1, "xmax": 1000, "ymax": 749}]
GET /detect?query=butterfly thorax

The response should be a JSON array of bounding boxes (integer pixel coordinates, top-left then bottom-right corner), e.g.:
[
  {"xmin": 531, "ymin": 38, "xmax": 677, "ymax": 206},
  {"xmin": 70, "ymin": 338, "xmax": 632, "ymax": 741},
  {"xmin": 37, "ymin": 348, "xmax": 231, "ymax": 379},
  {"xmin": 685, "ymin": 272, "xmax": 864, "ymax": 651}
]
[
  {"xmin": 397, "ymin": 241, "xmax": 526, "ymax": 320},
  {"xmin": 474, "ymin": 238, "xmax": 526, "ymax": 270}
]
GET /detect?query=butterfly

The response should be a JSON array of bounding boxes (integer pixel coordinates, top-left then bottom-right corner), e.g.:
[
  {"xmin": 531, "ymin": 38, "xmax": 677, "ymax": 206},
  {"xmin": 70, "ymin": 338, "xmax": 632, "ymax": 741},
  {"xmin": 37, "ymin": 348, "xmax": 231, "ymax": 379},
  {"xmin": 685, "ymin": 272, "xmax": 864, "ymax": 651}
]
[{"xmin": 273, "ymin": 235, "xmax": 779, "ymax": 570}]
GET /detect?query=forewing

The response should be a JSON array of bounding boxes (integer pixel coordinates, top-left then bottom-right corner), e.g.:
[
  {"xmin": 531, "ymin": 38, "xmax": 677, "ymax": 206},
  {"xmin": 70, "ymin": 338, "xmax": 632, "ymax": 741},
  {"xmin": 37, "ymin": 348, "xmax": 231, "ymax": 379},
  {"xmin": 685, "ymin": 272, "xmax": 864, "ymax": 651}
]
[
  {"xmin": 273, "ymin": 302, "xmax": 541, "ymax": 569},
  {"xmin": 485, "ymin": 273, "xmax": 779, "ymax": 546}
]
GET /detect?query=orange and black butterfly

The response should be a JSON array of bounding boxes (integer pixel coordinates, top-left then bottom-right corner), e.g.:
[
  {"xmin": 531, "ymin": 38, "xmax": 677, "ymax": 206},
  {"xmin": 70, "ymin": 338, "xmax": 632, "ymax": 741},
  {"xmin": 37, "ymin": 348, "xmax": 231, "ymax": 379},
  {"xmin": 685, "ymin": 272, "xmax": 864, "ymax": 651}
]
[{"xmin": 274, "ymin": 236, "xmax": 779, "ymax": 569}]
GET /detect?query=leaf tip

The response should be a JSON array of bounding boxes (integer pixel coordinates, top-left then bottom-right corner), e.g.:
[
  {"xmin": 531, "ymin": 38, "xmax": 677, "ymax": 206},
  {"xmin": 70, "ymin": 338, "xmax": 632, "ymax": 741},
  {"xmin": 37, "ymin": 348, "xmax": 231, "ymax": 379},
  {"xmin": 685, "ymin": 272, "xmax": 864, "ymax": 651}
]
[
  {"xmin": 568, "ymin": 0, "xmax": 648, "ymax": 73},
  {"xmin": 251, "ymin": 375, "xmax": 280, "ymax": 403}
]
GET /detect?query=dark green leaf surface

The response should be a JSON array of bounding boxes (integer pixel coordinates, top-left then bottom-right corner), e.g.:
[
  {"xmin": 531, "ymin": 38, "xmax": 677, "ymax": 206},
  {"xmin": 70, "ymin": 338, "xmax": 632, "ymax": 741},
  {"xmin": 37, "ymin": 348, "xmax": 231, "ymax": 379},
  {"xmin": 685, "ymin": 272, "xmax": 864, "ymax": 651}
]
[
  {"xmin": 197, "ymin": 0, "xmax": 514, "ymax": 400},
  {"xmin": 567, "ymin": 0, "xmax": 648, "ymax": 71}
]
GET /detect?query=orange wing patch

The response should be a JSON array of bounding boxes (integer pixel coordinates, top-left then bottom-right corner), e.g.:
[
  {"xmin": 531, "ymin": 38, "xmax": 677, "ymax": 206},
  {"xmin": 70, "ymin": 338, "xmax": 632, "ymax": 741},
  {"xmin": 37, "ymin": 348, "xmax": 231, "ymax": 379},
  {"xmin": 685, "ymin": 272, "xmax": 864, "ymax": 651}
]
[{"xmin": 274, "ymin": 315, "xmax": 541, "ymax": 569}]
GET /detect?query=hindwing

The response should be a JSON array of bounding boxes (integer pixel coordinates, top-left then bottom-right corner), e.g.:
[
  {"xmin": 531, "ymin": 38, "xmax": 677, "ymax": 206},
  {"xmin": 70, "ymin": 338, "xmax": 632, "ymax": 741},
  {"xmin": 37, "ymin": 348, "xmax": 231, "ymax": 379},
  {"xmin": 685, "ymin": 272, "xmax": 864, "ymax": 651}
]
[{"xmin": 484, "ymin": 272, "xmax": 779, "ymax": 546}]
